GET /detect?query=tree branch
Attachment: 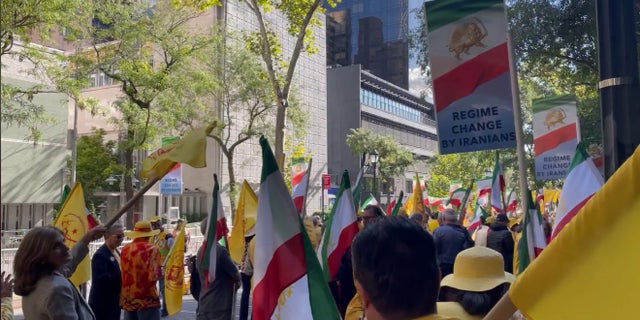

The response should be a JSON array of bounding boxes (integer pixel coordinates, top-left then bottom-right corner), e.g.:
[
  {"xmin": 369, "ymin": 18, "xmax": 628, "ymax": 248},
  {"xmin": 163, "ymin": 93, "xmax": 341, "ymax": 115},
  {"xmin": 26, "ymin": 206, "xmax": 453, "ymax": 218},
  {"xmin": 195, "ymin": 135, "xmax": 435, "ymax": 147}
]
[{"xmin": 281, "ymin": 0, "xmax": 322, "ymax": 100}]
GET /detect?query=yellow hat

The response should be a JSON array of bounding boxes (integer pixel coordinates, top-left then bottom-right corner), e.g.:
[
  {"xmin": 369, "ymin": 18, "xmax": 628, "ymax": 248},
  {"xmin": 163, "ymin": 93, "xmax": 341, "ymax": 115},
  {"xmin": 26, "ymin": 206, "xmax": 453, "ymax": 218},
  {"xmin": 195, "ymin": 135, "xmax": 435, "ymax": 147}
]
[
  {"xmin": 125, "ymin": 220, "xmax": 160, "ymax": 239},
  {"xmin": 149, "ymin": 216, "xmax": 161, "ymax": 223},
  {"xmin": 440, "ymin": 247, "xmax": 515, "ymax": 292}
]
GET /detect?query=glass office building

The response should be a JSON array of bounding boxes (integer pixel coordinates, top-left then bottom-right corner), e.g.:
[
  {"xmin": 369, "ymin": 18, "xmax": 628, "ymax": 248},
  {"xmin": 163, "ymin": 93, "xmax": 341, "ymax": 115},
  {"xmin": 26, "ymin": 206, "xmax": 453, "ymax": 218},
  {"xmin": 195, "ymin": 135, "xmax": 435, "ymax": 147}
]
[{"xmin": 326, "ymin": 0, "xmax": 424, "ymax": 90}]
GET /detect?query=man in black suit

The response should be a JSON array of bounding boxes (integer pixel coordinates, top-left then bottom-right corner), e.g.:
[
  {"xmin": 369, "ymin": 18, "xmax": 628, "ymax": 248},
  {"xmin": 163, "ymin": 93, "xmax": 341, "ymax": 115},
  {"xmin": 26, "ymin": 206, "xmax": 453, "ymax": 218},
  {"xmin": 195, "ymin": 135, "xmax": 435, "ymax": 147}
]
[{"xmin": 89, "ymin": 223, "xmax": 124, "ymax": 320}]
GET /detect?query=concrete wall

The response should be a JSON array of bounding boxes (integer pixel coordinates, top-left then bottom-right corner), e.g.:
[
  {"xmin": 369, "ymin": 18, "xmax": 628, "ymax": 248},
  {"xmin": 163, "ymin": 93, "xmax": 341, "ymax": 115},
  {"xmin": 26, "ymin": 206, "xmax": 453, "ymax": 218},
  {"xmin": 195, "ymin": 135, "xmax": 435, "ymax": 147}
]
[
  {"xmin": 1, "ymin": 47, "xmax": 71, "ymax": 229},
  {"xmin": 327, "ymin": 64, "xmax": 362, "ymax": 184}
]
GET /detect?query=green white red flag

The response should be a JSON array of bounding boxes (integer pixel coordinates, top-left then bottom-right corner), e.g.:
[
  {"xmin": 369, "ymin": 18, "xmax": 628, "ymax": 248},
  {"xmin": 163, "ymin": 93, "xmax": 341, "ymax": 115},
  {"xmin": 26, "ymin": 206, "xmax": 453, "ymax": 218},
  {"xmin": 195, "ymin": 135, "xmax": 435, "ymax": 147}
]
[
  {"xmin": 490, "ymin": 152, "xmax": 506, "ymax": 213},
  {"xmin": 532, "ymin": 95, "xmax": 579, "ymax": 180},
  {"xmin": 551, "ymin": 143, "xmax": 603, "ymax": 240},
  {"xmin": 199, "ymin": 174, "xmax": 229, "ymax": 287},
  {"xmin": 516, "ymin": 190, "xmax": 548, "ymax": 274},
  {"xmin": 317, "ymin": 170, "xmax": 359, "ymax": 280},
  {"xmin": 425, "ymin": 0, "xmax": 516, "ymax": 154},
  {"xmin": 252, "ymin": 137, "xmax": 340, "ymax": 320}
]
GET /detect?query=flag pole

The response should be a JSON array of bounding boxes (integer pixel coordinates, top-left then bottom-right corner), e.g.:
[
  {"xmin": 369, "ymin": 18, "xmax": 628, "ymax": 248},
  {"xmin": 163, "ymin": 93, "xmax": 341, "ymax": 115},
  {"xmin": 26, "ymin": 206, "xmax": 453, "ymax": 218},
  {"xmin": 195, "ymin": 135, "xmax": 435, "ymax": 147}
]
[
  {"xmin": 301, "ymin": 158, "xmax": 313, "ymax": 217},
  {"xmin": 105, "ymin": 176, "xmax": 161, "ymax": 227},
  {"xmin": 507, "ymin": 31, "xmax": 530, "ymax": 215}
]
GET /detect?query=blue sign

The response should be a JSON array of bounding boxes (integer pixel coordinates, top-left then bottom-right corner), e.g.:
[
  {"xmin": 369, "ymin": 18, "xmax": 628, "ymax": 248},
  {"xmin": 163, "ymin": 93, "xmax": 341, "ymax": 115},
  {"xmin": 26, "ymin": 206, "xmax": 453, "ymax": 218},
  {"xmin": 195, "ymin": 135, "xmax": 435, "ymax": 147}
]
[{"xmin": 160, "ymin": 163, "xmax": 182, "ymax": 195}]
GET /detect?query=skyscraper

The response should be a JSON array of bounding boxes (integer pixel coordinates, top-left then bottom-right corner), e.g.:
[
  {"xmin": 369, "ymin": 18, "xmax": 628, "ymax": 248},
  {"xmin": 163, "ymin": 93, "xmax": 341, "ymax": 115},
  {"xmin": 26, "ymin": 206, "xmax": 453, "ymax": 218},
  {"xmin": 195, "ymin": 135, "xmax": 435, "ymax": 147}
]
[{"xmin": 326, "ymin": 0, "xmax": 417, "ymax": 89}]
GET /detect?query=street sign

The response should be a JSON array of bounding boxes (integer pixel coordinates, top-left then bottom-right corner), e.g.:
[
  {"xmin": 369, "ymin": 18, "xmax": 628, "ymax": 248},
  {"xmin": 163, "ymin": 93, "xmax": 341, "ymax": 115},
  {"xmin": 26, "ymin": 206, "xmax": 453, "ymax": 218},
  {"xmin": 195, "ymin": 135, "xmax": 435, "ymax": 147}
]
[{"xmin": 322, "ymin": 174, "xmax": 331, "ymax": 189}]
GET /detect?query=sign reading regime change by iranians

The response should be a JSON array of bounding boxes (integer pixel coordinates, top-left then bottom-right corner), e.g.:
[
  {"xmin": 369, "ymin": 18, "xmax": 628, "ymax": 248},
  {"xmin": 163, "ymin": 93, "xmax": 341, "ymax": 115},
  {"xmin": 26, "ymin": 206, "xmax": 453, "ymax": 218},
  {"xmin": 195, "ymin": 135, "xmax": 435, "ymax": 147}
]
[
  {"xmin": 532, "ymin": 95, "xmax": 579, "ymax": 180},
  {"xmin": 425, "ymin": 0, "xmax": 516, "ymax": 154}
]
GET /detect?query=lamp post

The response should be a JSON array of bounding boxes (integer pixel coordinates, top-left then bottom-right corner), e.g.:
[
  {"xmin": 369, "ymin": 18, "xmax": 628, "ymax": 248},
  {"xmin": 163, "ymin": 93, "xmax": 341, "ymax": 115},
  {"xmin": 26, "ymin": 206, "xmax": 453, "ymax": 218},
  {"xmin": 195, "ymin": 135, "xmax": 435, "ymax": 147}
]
[
  {"xmin": 106, "ymin": 174, "xmax": 140, "ymax": 211},
  {"xmin": 369, "ymin": 150, "xmax": 379, "ymax": 201}
]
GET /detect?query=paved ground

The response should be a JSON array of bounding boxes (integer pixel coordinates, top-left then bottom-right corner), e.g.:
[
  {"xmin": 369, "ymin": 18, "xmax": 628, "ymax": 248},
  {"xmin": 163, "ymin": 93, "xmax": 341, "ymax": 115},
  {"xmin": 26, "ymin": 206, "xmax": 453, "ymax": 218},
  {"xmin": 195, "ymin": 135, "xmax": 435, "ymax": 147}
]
[{"xmin": 13, "ymin": 289, "xmax": 249, "ymax": 320}]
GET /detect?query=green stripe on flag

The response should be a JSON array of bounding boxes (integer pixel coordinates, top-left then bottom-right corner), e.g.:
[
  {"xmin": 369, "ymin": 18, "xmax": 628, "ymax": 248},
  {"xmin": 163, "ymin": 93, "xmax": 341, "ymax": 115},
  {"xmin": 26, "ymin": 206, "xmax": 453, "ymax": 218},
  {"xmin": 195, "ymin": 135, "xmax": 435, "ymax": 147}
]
[
  {"xmin": 425, "ymin": 0, "xmax": 503, "ymax": 31},
  {"xmin": 532, "ymin": 94, "xmax": 576, "ymax": 112},
  {"xmin": 260, "ymin": 136, "xmax": 279, "ymax": 183},
  {"xmin": 568, "ymin": 142, "xmax": 590, "ymax": 172},
  {"xmin": 391, "ymin": 191, "xmax": 404, "ymax": 216},
  {"xmin": 299, "ymin": 216, "xmax": 341, "ymax": 319}
]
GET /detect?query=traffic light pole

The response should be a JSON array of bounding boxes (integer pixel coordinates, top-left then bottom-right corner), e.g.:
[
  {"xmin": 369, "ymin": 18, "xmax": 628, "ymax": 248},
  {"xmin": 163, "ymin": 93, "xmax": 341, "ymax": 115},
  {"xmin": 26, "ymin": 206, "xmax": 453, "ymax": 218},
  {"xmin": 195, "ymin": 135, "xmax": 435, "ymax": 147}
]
[{"xmin": 596, "ymin": 0, "xmax": 640, "ymax": 179}]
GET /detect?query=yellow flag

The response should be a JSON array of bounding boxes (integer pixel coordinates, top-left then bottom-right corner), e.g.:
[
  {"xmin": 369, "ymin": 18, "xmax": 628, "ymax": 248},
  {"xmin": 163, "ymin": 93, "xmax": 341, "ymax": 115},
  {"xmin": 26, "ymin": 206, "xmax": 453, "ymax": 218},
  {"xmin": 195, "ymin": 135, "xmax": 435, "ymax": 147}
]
[
  {"xmin": 141, "ymin": 124, "xmax": 214, "ymax": 180},
  {"xmin": 53, "ymin": 182, "xmax": 90, "ymax": 286},
  {"xmin": 509, "ymin": 146, "xmax": 640, "ymax": 319},
  {"xmin": 404, "ymin": 173, "xmax": 425, "ymax": 214},
  {"xmin": 164, "ymin": 228, "xmax": 185, "ymax": 316},
  {"xmin": 228, "ymin": 181, "xmax": 258, "ymax": 264}
]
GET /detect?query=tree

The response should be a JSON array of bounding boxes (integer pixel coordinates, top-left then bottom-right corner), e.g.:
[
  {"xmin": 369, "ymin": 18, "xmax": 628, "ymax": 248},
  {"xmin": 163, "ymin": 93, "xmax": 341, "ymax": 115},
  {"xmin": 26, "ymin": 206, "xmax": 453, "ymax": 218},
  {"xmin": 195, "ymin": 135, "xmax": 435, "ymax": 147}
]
[
  {"xmin": 72, "ymin": 0, "xmax": 219, "ymax": 228},
  {"xmin": 172, "ymin": 31, "xmax": 276, "ymax": 215},
  {"xmin": 242, "ymin": 0, "xmax": 340, "ymax": 168},
  {"xmin": 345, "ymin": 128, "xmax": 414, "ymax": 203},
  {"xmin": 72, "ymin": 128, "xmax": 122, "ymax": 211},
  {"xmin": 1, "ymin": 0, "xmax": 97, "ymax": 140}
]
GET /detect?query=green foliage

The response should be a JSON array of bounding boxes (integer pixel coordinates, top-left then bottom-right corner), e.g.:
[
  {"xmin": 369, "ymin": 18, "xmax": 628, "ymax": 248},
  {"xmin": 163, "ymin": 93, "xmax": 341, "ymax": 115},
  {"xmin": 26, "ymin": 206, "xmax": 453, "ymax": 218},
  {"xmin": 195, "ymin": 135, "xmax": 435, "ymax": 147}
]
[
  {"xmin": 507, "ymin": 0, "xmax": 610, "ymax": 146},
  {"xmin": 345, "ymin": 128, "xmax": 414, "ymax": 191},
  {"xmin": 1, "ymin": 0, "xmax": 97, "ymax": 141},
  {"xmin": 172, "ymin": 29, "xmax": 276, "ymax": 214},
  {"xmin": 0, "ymin": 0, "xmax": 92, "ymax": 54},
  {"xmin": 72, "ymin": 128, "xmax": 122, "ymax": 208},
  {"xmin": 242, "ymin": 0, "xmax": 341, "ymax": 164}
]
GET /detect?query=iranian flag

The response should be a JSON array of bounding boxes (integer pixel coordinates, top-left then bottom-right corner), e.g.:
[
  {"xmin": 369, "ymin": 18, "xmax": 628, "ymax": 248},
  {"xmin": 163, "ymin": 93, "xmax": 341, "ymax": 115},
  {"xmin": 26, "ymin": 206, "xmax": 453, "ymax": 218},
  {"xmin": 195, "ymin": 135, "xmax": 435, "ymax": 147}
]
[
  {"xmin": 467, "ymin": 193, "xmax": 490, "ymax": 231},
  {"xmin": 252, "ymin": 137, "xmax": 340, "ymax": 320},
  {"xmin": 317, "ymin": 170, "xmax": 359, "ymax": 280},
  {"xmin": 447, "ymin": 188, "xmax": 468, "ymax": 209},
  {"xmin": 505, "ymin": 190, "xmax": 518, "ymax": 215},
  {"xmin": 359, "ymin": 193, "xmax": 378, "ymax": 211},
  {"xmin": 551, "ymin": 144, "xmax": 603, "ymax": 240},
  {"xmin": 425, "ymin": 0, "xmax": 516, "ymax": 154},
  {"xmin": 490, "ymin": 153, "xmax": 506, "ymax": 213},
  {"xmin": 476, "ymin": 178, "xmax": 492, "ymax": 198},
  {"xmin": 291, "ymin": 158, "xmax": 311, "ymax": 213},
  {"xmin": 199, "ymin": 174, "xmax": 229, "ymax": 287},
  {"xmin": 516, "ymin": 190, "xmax": 548, "ymax": 274}
]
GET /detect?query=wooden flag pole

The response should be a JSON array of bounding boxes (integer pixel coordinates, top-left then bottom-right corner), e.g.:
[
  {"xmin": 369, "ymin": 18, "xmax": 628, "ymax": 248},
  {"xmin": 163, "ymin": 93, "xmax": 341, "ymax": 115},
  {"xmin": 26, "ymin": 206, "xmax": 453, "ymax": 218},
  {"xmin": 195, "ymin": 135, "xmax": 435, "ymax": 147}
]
[{"xmin": 105, "ymin": 176, "xmax": 161, "ymax": 227}]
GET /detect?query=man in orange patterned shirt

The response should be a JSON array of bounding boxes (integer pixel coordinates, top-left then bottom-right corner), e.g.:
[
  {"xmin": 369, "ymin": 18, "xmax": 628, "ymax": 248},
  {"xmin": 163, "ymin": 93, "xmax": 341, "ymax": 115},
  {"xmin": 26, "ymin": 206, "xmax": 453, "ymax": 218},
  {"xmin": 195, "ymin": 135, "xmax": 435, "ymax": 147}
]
[{"xmin": 121, "ymin": 220, "xmax": 162, "ymax": 320}]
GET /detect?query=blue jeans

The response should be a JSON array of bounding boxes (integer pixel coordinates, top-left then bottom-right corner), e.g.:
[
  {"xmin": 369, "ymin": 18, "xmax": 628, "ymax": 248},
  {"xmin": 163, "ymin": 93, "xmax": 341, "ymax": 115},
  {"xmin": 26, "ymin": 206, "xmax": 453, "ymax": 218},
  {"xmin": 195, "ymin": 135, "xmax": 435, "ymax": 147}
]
[{"xmin": 124, "ymin": 307, "xmax": 160, "ymax": 320}]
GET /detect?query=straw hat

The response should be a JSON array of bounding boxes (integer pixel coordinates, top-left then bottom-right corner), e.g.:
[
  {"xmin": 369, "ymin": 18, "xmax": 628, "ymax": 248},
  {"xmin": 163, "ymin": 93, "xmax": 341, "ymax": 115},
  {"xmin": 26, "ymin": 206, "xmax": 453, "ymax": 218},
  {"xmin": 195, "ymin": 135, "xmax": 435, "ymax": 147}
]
[
  {"xmin": 149, "ymin": 216, "xmax": 161, "ymax": 223},
  {"xmin": 125, "ymin": 220, "xmax": 160, "ymax": 239},
  {"xmin": 440, "ymin": 247, "xmax": 515, "ymax": 292}
]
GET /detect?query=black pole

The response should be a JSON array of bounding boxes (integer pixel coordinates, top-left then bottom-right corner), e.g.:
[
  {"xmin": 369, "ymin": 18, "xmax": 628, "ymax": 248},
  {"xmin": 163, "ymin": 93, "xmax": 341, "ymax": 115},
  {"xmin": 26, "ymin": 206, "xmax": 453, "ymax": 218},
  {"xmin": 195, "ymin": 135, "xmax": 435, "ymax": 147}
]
[
  {"xmin": 373, "ymin": 162, "xmax": 377, "ymax": 201},
  {"xmin": 596, "ymin": 0, "xmax": 640, "ymax": 180}
]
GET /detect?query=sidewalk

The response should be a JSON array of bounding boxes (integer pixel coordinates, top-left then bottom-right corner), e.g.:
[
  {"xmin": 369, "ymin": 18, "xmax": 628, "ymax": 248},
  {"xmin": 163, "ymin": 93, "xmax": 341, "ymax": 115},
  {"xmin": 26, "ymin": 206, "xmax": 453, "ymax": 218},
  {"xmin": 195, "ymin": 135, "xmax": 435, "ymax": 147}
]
[{"xmin": 12, "ymin": 289, "xmax": 249, "ymax": 320}]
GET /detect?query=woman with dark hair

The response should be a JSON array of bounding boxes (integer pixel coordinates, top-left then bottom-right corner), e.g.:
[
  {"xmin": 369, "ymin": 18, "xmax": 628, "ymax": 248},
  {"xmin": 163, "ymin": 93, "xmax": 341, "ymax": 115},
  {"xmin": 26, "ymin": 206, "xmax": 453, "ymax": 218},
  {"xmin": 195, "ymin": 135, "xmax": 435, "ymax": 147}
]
[
  {"xmin": 439, "ymin": 246, "xmax": 515, "ymax": 319},
  {"xmin": 13, "ymin": 225, "xmax": 105, "ymax": 320}
]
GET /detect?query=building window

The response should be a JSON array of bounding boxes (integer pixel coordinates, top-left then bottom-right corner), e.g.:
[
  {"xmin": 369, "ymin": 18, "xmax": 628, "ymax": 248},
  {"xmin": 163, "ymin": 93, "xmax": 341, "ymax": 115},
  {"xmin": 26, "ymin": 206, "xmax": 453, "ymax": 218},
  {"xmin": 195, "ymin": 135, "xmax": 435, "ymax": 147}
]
[
  {"xmin": 89, "ymin": 71, "xmax": 115, "ymax": 88},
  {"xmin": 359, "ymin": 88, "xmax": 433, "ymax": 126}
]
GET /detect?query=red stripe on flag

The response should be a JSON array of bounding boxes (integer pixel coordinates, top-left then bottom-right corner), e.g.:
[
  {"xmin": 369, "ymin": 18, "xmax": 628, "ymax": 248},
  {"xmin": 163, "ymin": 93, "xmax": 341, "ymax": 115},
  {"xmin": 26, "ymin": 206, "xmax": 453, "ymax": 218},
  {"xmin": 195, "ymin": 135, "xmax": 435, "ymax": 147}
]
[
  {"xmin": 433, "ymin": 43, "xmax": 510, "ymax": 112},
  {"xmin": 216, "ymin": 218, "xmax": 229, "ymax": 240},
  {"xmin": 292, "ymin": 171, "xmax": 305, "ymax": 186},
  {"xmin": 252, "ymin": 234, "xmax": 306, "ymax": 320},
  {"xmin": 293, "ymin": 196, "xmax": 304, "ymax": 212},
  {"xmin": 326, "ymin": 222, "xmax": 359, "ymax": 279},
  {"xmin": 550, "ymin": 195, "xmax": 593, "ymax": 240},
  {"xmin": 386, "ymin": 200, "xmax": 396, "ymax": 215},
  {"xmin": 534, "ymin": 123, "xmax": 578, "ymax": 155}
]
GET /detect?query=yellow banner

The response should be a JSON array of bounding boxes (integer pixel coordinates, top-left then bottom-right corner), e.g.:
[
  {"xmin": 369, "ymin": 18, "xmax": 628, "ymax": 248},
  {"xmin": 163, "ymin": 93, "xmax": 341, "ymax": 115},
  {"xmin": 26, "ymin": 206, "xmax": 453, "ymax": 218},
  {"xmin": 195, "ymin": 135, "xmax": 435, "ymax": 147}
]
[
  {"xmin": 53, "ymin": 182, "xmax": 90, "ymax": 286},
  {"xmin": 510, "ymin": 146, "xmax": 640, "ymax": 319},
  {"xmin": 164, "ymin": 228, "xmax": 185, "ymax": 316},
  {"xmin": 229, "ymin": 181, "xmax": 258, "ymax": 264},
  {"xmin": 141, "ymin": 124, "xmax": 214, "ymax": 180}
]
